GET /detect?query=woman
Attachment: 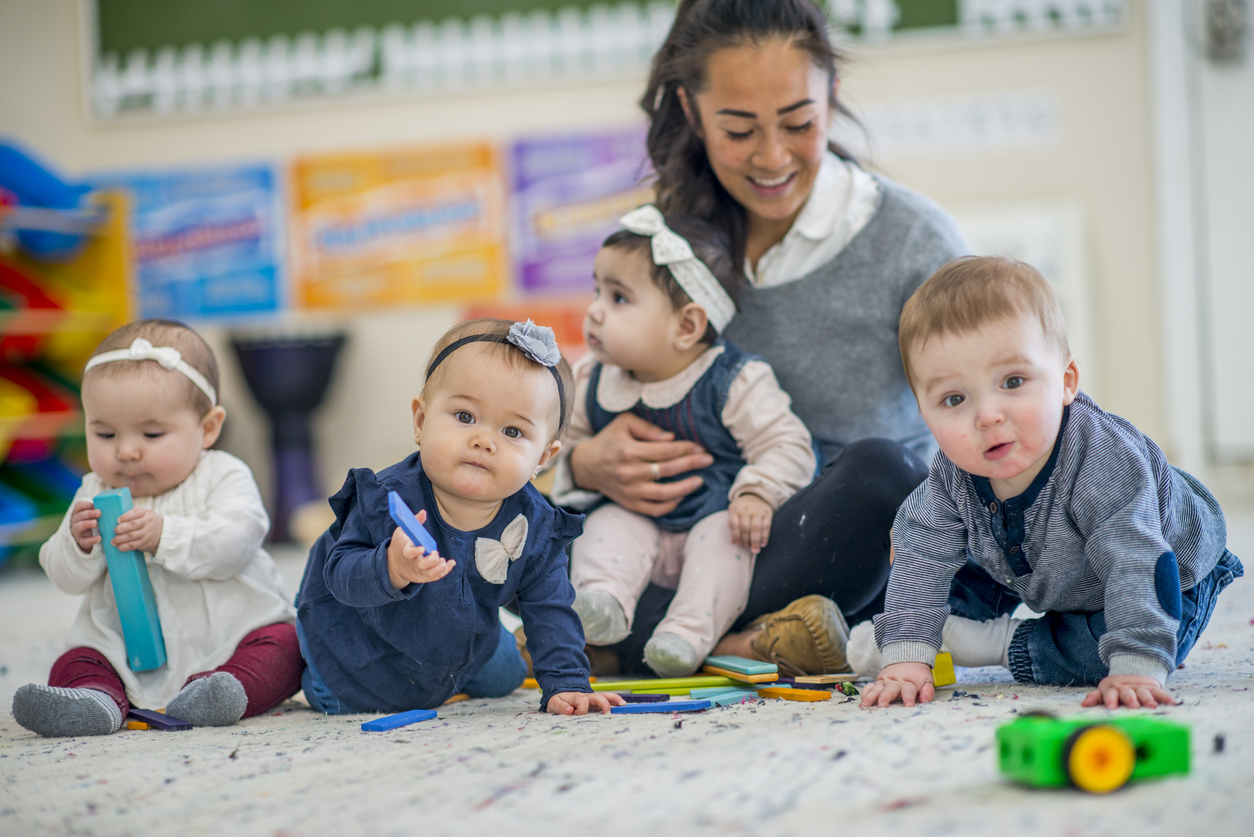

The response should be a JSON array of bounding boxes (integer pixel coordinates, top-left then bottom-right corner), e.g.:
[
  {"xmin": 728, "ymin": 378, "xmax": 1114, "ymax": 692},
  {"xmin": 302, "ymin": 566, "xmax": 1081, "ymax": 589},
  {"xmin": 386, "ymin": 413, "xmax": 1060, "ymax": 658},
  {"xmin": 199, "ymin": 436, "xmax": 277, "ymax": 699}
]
[{"xmin": 551, "ymin": 0, "xmax": 968, "ymax": 675}]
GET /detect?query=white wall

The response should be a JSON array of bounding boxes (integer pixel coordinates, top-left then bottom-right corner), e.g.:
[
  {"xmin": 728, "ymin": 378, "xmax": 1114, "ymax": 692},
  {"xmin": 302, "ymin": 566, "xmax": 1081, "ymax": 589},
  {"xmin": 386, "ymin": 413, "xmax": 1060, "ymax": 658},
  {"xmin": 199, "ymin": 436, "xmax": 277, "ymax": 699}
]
[{"xmin": 0, "ymin": 1, "xmax": 1176, "ymax": 506}]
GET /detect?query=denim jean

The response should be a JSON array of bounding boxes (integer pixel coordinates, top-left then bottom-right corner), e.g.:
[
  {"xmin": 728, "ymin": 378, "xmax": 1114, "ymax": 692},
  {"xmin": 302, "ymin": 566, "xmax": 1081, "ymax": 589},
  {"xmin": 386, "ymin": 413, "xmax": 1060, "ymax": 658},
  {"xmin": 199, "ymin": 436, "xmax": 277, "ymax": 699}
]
[
  {"xmin": 297, "ymin": 620, "xmax": 526, "ymax": 715},
  {"xmin": 948, "ymin": 550, "xmax": 1244, "ymax": 686}
]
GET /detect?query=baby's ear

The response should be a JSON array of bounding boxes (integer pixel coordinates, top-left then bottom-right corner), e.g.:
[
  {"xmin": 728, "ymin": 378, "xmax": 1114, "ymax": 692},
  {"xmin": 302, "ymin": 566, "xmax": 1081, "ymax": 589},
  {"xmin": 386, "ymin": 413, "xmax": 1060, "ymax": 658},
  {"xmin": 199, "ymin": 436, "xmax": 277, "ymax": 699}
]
[
  {"xmin": 675, "ymin": 302, "xmax": 709, "ymax": 350},
  {"xmin": 200, "ymin": 406, "xmax": 227, "ymax": 449}
]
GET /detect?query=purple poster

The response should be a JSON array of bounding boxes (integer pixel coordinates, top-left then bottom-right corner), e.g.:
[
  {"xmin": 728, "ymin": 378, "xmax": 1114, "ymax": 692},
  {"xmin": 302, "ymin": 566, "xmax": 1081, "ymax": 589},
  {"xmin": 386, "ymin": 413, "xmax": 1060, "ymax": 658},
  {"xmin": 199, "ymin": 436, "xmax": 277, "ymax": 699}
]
[{"xmin": 510, "ymin": 128, "xmax": 653, "ymax": 296}]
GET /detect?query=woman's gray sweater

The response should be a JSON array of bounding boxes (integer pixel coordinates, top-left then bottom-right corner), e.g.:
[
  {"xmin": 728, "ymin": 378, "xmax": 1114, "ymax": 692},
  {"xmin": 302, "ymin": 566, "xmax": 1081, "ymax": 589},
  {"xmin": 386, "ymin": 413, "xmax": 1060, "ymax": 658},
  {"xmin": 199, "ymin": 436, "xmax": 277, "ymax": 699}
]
[{"xmin": 722, "ymin": 176, "xmax": 968, "ymax": 465}]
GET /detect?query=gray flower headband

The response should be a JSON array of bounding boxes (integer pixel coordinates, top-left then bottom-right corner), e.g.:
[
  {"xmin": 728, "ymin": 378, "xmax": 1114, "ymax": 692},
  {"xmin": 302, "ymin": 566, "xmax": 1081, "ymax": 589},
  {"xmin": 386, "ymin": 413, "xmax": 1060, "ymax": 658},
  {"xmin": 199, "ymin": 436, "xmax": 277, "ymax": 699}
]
[
  {"xmin": 619, "ymin": 205, "xmax": 736, "ymax": 333},
  {"xmin": 426, "ymin": 320, "xmax": 566, "ymax": 429},
  {"xmin": 84, "ymin": 337, "xmax": 217, "ymax": 406}
]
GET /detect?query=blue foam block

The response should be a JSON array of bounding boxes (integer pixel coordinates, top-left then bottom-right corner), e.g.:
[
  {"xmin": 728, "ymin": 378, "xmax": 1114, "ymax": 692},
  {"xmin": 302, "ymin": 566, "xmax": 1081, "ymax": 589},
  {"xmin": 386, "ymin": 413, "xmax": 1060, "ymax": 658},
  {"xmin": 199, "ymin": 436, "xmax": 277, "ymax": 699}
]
[
  {"xmin": 361, "ymin": 708, "xmax": 438, "ymax": 731},
  {"xmin": 94, "ymin": 487, "xmax": 167, "ymax": 672},
  {"xmin": 619, "ymin": 693, "xmax": 671, "ymax": 703},
  {"xmin": 610, "ymin": 699, "xmax": 712, "ymax": 714},
  {"xmin": 387, "ymin": 491, "xmax": 439, "ymax": 553},
  {"xmin": 127, "ymin": 708, "xmax": 191, "ymax": 731},
  {"xmin": 703, "ymin": 655, "xmax": 778, "ymax": 675}
]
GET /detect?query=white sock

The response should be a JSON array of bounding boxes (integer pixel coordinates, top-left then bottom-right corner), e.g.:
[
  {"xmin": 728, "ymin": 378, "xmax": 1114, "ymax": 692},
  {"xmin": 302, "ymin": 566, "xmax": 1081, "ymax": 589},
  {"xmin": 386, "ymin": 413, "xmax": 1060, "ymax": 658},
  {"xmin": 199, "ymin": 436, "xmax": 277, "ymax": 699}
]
[
  {"xmin": 941, "ymin": 614, "xmax": 1021, "ymax": 668},
  {"xmin": 846, "ymin": 621, "xmax": 883, "ymax": 678}
]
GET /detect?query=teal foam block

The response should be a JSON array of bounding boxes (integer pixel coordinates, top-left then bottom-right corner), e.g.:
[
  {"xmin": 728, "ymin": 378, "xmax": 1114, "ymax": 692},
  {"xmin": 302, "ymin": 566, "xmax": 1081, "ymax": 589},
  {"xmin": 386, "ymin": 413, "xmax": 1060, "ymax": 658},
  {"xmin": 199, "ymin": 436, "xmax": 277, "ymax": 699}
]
[
  {"xmin": 689, "ymin": 688, "xmax": 760, "ymax": 706},
  {"xmin": 703, "ymin": 655, "xmax": 778, "ymax": 675},
  {"xmin": 94, "ymin": 487, "xmax": 167, "ymax": 671},
  {"xmin": 611, "ymin": 699, "xmax": 712, "ymax": 714},
  {"xmin": 361, "ymin": 708, "xmax": 438, "ymax": 731}
]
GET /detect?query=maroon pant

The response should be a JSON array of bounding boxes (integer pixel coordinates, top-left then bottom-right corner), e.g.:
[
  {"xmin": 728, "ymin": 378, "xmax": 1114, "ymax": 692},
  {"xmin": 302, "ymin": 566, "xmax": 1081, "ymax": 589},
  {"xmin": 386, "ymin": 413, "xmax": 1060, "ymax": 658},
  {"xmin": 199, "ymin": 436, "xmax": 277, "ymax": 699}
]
[{"xmin": 49, "ymin": 622, "xmax": 304, "ymax": 719}]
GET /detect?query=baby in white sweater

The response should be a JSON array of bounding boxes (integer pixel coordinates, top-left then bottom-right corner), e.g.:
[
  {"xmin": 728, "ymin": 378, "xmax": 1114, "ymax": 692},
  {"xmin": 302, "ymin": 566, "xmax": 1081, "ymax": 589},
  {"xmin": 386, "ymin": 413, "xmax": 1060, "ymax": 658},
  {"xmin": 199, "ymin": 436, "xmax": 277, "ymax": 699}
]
[{"xmin": 12, "ymin": 320, "xmax": 300, "ymax": 737}]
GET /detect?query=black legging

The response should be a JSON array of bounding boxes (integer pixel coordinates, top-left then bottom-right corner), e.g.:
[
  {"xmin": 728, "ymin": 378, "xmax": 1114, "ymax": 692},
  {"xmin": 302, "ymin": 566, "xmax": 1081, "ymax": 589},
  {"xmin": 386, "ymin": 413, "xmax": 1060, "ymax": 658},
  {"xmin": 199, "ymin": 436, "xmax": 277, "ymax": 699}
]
[{"xmin": 608, "ymin": 437, "xmax": 929, "ymax": 673}]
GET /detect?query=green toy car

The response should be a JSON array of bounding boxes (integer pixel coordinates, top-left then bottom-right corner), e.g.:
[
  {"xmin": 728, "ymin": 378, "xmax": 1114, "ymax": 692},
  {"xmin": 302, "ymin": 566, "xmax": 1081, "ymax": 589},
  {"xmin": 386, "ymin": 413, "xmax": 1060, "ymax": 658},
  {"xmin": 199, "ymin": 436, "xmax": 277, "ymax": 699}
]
[{"xmin": 996, "ymin": 712, "xmax": 1190, "ymax": 794}]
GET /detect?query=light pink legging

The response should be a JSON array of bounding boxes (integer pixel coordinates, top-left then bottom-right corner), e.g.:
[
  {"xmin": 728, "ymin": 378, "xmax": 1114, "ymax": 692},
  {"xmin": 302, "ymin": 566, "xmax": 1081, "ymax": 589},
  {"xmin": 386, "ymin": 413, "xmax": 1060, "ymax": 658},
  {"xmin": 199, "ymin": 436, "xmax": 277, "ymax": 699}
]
[{"xmin": 571, "ymin": 505, "xmax": 755, "ymax": 660}]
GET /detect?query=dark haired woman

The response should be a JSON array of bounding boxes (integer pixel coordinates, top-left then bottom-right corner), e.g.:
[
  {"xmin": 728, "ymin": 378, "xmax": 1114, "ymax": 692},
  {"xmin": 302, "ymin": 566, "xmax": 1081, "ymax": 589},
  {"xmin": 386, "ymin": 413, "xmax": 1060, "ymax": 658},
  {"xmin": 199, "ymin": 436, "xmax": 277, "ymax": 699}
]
[{"xmin": 552, "ymin": 0, "xmax": 968, "ymax": 675}]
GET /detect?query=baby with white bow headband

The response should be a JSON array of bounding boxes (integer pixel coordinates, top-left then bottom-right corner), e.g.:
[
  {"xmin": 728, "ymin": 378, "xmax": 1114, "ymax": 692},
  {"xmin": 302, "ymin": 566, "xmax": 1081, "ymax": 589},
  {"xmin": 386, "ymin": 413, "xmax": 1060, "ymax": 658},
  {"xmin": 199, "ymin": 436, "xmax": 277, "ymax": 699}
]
[
  {"xmin": 553, "ymin": 206, "xmax": 818, "ymax": 677},
  {"xmin": 13, "ymin": 320, "xmax": 301, "ymax": 738}
]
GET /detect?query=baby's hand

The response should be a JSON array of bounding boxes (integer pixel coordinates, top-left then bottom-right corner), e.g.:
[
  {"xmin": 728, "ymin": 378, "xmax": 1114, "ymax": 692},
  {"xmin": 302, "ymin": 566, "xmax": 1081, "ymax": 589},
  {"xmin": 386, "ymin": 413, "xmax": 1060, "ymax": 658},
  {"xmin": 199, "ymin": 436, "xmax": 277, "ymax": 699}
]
[
  {"xmin": 386, "ymin": 512, "xmax": 454, "ymax": 590},
  {"xmin": 728, "ymin": 494, "xmax": 773, "ymax": 554},
  {"xmin": 70, "ymin": 501, "xmax": 102, "ymax": 554},
  {"xmin": 860, "ymin": 662, "xmax": 935, "ymax": 709},
  {"xmin": 546, "ymin": 691, "xmax": 625, "ymax": 715},
  {"xmin": 1081, "ymin": 675, "xmax": 1176, "ymax": 710},
  {"xmin": 112, "ymin": 507, "xmax": 163, "ymax": 555}
]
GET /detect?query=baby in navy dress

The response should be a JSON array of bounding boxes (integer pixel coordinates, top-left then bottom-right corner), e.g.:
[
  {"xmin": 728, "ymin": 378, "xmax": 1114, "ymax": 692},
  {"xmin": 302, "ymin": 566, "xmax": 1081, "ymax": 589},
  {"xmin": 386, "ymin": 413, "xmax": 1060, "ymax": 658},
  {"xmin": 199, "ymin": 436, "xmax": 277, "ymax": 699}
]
[{"xmin": 296, "ymin": 319, "xmax": 623, "ymax": 716}]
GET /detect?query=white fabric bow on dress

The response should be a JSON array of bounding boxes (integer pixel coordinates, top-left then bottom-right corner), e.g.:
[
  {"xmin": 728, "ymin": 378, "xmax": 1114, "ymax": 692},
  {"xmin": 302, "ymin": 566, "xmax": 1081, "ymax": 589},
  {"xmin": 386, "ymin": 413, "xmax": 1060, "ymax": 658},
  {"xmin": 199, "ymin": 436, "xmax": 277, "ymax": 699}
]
[
  {"xmin": 474, "ymin": 514, "xmax": 529, "ymax": 584},
  {"xmin": 84, "ymin": 337, "xmax": 218, "ymax": 406},
  {"xmin": 618, "ymin": 205, "xmax": 736, "ymax": 333}
]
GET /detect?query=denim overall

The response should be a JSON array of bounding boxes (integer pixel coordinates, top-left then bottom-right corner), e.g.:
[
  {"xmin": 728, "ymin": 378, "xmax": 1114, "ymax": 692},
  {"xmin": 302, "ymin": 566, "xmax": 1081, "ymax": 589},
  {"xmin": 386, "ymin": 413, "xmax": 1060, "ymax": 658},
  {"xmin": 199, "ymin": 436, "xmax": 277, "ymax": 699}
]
[{"xmin": 586, "ymin": 340, "xmax": 753, "ymax": 532}]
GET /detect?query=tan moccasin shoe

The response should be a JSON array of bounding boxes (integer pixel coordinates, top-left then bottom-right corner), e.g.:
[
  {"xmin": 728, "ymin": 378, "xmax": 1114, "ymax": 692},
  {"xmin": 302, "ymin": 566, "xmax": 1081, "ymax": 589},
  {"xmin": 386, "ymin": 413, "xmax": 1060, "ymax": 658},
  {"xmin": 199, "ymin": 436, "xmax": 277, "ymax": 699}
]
[{"xmin": 747, "ymin": 594, "xmax": 851, "ymax": 676}]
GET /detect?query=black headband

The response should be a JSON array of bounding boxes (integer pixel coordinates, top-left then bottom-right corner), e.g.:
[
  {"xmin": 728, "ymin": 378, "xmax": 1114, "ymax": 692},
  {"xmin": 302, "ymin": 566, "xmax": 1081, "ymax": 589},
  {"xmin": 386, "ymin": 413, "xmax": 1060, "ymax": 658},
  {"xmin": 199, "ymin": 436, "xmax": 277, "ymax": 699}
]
[{"xmin": 425, "ymin": 334, "xmax": 566, "ymax": 431}]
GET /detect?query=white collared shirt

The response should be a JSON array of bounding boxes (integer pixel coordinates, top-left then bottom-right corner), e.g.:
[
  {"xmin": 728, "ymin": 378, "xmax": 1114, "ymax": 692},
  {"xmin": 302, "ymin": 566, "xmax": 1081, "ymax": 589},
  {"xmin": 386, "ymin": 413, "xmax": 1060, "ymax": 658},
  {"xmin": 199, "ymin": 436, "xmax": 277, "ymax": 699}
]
[{"xmin": 744, "ymin": 152, "xmax": 881, "ymax": 287}]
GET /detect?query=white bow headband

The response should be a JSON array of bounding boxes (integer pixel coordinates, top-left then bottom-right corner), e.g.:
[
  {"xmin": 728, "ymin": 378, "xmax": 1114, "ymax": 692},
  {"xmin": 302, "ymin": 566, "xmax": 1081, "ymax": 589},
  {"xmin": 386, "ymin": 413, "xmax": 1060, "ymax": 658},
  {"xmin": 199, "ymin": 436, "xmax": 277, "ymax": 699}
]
[
  {"xmin": 84, "ymin": 337, "xmax": 218, "ymax": 407},
  {"xmin": 619, "ymin": 205, "xmax": 736, "ymax": 333}
]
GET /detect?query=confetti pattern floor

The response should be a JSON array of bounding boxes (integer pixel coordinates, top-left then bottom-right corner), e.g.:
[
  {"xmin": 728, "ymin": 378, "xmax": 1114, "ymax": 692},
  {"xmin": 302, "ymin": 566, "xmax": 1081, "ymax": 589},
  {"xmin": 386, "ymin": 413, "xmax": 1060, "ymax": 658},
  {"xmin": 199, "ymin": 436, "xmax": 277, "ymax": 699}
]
[{"xmin": 2, "ymin": 516, "xmax": 1252, "ymax": 837}]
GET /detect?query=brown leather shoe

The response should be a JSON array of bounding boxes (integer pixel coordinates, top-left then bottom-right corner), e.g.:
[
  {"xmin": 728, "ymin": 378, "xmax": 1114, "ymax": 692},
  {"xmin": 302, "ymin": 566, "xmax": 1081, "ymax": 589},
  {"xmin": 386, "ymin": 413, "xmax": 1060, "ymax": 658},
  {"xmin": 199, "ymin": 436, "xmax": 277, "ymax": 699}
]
[
  {"xmin": 514, "ymin": 626, "xmax": 533, "ymax": 677},
  {"xmin": 516, "ymin": 625, "xmax": 621, "ymax": 677},
  {"xmin": 747, "ymin": 595, "xmax": 850, "ymax": 676}
]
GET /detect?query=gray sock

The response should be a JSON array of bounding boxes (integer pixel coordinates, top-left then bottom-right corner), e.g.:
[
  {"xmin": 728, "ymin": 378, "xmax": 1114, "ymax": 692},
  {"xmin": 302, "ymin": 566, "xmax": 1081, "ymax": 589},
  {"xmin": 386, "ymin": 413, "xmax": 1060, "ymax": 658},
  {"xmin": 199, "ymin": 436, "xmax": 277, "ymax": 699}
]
[
  {"xmin": 644, "ymin": 632, "xmax": 699, "ymax": 678},
  {"xmin": 166, "ymin": 672, "xmax": 247, "ymax": 727},
  {"xmin": 572, "ymin": 589, "xmax": 630, "ymax": 645},
  {"xmin": 11, "ymin": 684, "xmax": 124, "ymax": 737}
]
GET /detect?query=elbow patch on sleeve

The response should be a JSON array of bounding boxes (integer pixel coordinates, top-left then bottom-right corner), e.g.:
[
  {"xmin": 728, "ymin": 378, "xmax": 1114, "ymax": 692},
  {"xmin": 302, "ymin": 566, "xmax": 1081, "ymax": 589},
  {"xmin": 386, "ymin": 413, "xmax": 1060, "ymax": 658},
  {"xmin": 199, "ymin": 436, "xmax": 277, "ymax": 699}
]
[{"xmin": 1155, "ymin": 551, "xmax": 1182, "ymax": 620}]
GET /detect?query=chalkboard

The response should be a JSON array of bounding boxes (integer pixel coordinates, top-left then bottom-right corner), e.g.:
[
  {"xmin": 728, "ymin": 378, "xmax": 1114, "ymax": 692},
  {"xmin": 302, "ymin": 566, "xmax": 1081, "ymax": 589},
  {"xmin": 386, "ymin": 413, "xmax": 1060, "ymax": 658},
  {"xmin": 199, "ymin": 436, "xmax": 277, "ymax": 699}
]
[{"xmin": 96, "ymin": 1, "xmax": 613, "ymax": 55}]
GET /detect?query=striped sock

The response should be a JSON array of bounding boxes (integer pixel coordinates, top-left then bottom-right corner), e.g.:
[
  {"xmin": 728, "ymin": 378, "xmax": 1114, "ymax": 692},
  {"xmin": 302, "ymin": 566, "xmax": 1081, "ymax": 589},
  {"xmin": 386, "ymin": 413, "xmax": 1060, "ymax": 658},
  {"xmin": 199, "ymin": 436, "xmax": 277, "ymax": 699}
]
[{"xmin": 11, "ymin": 684, "xmax": 124, "ymax": 737}]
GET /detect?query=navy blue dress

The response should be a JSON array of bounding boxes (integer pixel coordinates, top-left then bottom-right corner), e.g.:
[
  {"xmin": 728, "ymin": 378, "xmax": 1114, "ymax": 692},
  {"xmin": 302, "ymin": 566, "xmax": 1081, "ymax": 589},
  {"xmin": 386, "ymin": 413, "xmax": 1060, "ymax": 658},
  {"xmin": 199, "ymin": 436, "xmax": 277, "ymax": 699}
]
[{"xmin": 296, "ymin": 452, "xmax": 590, "ymax": 712}]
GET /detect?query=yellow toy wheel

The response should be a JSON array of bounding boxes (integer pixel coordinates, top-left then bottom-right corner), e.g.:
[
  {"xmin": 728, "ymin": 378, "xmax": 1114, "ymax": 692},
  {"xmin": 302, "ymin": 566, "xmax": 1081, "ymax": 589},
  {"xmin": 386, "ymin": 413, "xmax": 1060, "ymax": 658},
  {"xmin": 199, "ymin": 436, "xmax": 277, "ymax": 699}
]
[{"xmin": 1063, "ymin": 725, "xmax": 1136, "ymax": 793}]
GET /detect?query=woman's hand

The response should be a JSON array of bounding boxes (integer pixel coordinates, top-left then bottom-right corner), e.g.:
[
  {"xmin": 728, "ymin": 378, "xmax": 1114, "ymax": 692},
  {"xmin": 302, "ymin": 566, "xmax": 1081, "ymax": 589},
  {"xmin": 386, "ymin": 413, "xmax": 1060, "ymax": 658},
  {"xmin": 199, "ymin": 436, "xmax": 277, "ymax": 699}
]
[{"xmin": 568, "ymin": 413, "xmax": 713, "ymax": 516}]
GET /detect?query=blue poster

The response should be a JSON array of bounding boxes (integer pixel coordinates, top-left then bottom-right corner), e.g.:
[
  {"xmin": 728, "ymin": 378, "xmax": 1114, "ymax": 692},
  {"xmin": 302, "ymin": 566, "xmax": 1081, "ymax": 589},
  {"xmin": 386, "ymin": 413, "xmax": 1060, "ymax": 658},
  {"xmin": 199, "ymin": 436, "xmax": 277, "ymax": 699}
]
[{"xmin": 89, "ymin": 163, "xmax": 283, "ymax": 319}]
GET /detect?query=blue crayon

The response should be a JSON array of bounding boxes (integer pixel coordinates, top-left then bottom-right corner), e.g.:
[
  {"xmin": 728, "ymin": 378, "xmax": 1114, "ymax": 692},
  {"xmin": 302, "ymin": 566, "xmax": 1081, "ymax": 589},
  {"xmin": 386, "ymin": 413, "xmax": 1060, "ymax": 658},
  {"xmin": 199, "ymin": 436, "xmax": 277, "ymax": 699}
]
[
  {"xmin": 387, "ymin": 491, "xmax": 439, "ymax": 553},
  {"xmin": 94, "ymin": 487, "xmax": 167, "ymax": 672},
  {"xmin": 361, "ymin": 708, "xmax": 438, "ymax": 731},
  {"xmin": 610, "ymin": 699, "xmax": 712, "ymax": 714}
]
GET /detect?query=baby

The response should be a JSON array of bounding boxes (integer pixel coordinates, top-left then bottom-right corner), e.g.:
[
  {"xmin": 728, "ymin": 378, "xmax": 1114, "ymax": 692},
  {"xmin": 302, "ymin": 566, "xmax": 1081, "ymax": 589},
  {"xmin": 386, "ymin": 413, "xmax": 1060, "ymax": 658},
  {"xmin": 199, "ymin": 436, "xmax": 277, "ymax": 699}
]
[
  {"xmin": 13, "ymin": 320, "xmax": 301, "ymax": 737},
  {"xmin": 552, "ymin": 206, "xmax": 816, "ymax": 677},
  {"xmin": 296, "ymin": 319, "xmax": 622, "ymax": 716},
  {"xmin": 858, "ymin": 256, "xmax": 1242, "ymax": 709}
]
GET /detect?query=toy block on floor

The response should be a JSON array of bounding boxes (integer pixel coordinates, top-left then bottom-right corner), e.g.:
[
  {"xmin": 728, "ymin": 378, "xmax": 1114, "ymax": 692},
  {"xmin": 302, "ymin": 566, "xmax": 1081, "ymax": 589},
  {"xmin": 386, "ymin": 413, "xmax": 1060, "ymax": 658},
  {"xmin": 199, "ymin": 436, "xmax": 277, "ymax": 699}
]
[
  {"xmin": 126, "ymin": 708, "xmax": 190, "ymax": 731},
  {"xmin": 94, "ymin": 487, "xmax": 167, "ymax": 672},
  {"xmin": 933, "ymin": 652, "xmax": 956, "ymax": 687},
  {"xmin": 611, "ymin": 699, "xmax": 712, "ymax": 714},
  {"xmin": 361, "ymin": 708, "xmax": 438, "ymax": 731},
  {"xmin": 709, "ymin": 690, "xmax": 760, "ymax": 706},
  {"xmin": 387, "ymin": 490, "xmax": 439, "ymax": 553},
  {"xmin": 756, "ymin": 687, "xmax": 830, "ymax": 701},
  {"xmin": 700, "ymin": 664, "xmax": 779, "ymax": 683},
  {"xmin": 702, "ymin": 655, "xmax": 777, "ymax": 675},
  {"xmin": 629, "ymin": 688, "xmax": 691, "ymax": 696},
  {"xmin": 619, "ymin": 693, "xmax": 671, "ymax": 703},
  {"xmin": 443, "ymin": 693, "xmax": 469, "ymax": 705},
  {"xmin": 592, "ymin": 676, "xmax": 741, "ymax": 692},
  {"xmin": 794, "ymin": 673, "xmax": 859, "ymax": 684}
]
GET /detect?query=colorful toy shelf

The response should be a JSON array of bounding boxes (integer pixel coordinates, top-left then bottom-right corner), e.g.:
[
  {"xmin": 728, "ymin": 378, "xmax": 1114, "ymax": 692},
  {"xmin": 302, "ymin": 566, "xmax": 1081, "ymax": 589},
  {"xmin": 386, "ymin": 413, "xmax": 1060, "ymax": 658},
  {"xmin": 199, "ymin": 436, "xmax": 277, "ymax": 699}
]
[{"xmin": 0, "ymin": 143, "xmax": 134, "ymax": 567}]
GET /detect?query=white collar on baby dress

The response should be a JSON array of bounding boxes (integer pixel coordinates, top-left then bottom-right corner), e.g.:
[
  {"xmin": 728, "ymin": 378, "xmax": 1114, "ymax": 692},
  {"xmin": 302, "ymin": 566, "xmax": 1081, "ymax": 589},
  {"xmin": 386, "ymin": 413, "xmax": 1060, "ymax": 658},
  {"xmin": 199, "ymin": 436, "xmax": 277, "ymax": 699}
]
[{"xmin": 595, "ymin": 344, "xmax": 726, "ymax": 412}]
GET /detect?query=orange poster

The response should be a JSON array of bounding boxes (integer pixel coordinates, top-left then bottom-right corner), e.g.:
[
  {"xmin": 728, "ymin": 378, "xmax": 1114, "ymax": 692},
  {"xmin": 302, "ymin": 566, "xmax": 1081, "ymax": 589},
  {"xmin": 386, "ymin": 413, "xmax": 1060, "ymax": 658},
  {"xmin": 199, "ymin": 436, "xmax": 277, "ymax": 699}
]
[{"xmin": 290, "ymin": 143, "xmax": 507, "ymax": 310}]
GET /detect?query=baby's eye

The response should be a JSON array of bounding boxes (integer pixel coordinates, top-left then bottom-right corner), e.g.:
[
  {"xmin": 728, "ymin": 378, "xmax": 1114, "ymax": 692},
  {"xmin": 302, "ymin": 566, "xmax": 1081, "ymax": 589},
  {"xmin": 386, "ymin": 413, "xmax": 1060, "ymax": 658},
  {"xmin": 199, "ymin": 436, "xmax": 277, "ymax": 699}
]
[
  {"xmin": 1003, "ymin": 376, "xmax": 1025, "ymax": 390},
  {"xmin": 613, "ymin": 292, "xmax": 627, "ymax": 305},
  {"xmin": 143, "ymin": 432, "xmax": 165, "ymax": 439},
  {"xmin": 455, "ymin": 411, "xmax": 474, "ymax": 424},
  {"xmin": 95, "ymin": 432, "xmax": 115, "ymax": 440},
  {"xmin": 503, "ymin": 426, "xmax": 523, "ymax": 439},
  {"xmin": 941, "ymin": 394, "xmax": 965, "ymax": 408}
]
